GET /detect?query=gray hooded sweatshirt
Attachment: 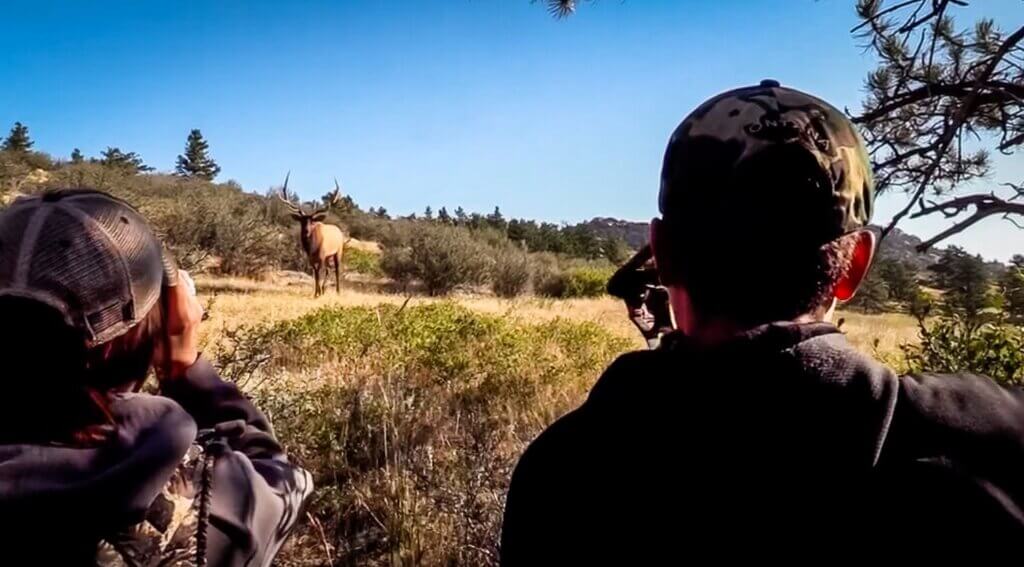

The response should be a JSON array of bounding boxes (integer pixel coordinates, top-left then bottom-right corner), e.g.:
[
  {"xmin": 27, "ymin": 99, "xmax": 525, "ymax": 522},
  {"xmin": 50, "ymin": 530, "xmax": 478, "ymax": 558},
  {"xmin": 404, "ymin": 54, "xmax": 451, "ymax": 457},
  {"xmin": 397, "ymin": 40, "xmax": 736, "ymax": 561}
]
[{"xmin": 0, "ymin": 357, "xmax": 314, "ymax": 566}]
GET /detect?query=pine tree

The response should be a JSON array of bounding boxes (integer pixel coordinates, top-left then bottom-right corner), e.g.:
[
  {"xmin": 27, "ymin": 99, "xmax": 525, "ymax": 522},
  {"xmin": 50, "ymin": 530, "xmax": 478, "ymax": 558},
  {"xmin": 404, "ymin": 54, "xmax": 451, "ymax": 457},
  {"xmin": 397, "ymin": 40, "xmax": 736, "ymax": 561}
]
[
  {"xmin": 174, "ymin": 129, "xmax": 221, "ymax": 180},
  {"xmin": 454, "ymin": 206, "xmax": 467, "ymax": 224},
  {"xmin": 847, "ymin": 264, "xmax": 890, "ymax": 313},
  {"xmin": 424, "ymin": 206, "xmax": 434, "ymax": 220},
  {"xmin": 100, "ymin": 147, "xmax": 153, "ymax": 174},
  {"xmin": 2, "ymin": 122, "xmax": 33, "ymax": 153},
  {"xmin": 929, "ymin": 247, "xmax": 990, "ymax": 318},
  {"xmin": 70, "ymin": 148, "xmax": 84, "ymax": 164},
  {"xmin": 1000, "ymin": 255, "xmax": 1024, "ymax": 322},
  {"xmin": 437, "ymin": 206, "xmax": 451, "ymax": 224},
  {"xmin": 875, "ymin": 258, "xmax": 919, "ymax": 306},
  {"xmin": 487, "ymin": 206, "xmax": 507, "ymax": 232}
]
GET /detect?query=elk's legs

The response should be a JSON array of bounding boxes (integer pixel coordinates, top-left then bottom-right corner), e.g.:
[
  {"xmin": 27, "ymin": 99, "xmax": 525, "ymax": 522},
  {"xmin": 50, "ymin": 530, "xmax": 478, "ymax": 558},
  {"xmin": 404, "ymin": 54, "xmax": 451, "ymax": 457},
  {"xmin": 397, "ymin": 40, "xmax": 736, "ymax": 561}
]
[
  {"xmin": 333, "ymin": 254, "xmax": 341, "ymax": 293},
  {"xmin": 313, "ymin": 264, "xmax": 321, "ymax": 297}
]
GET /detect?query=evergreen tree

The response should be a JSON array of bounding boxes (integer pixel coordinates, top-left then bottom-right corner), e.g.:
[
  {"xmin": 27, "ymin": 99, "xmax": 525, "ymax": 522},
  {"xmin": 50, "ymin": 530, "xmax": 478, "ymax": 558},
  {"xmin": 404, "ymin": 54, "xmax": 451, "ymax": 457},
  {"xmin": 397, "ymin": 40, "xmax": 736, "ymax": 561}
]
[
  {"xmin": 875, "ymin": 258, "xmax": 919, "ymax": 306},
  {"xmin": 848, "ymin": 265, "xmax": 890, "ymax": 313},
  {"xmin": 602, "ymin": 237, "xmax": 632, "ymax": 265},
  {"xmin": 853, "ymin": 2, "xmax": 1024, "ymax": 250},
  {"xmin": 454, "ymin": 206, "xmax": 467, "ymax": 224},
  {"xmin": 507, "ymin": 219, "xmax": 527, "ymax": 243},
  {"xmin": 437, "ymin": 206, "xmax": 452, "ymax": 224},
  {"xmin": 1000, "ymin": 255, "xmax": 1024, "ymax": 322},
  {"xmin": 424, "ymin": 206, "xmax": 434, "ymax": 220},
  {"xmin": 486, "ymin": 206, "xmax": 507, "ymax": 232},
  {"xmin": 99, "ymin": 147, "xmax": 153, "ymax": 174},
  {"xmin": 2, "ymin": 122, "xmax": 33, "ymax": 153},
  {"xmin": 174, "ymin": 129, "xmax": 221, "ymax": 180},
  {"xmin": 375, "ymin": 207, "xmax": 390, "ymax": 219},
  {"xmin": 929, "ymin": 247, "xmax": 990, "ymax": 318},
  {"xmin": 70, "ymin": 148, "xmax": 84, "ymax": 164}
]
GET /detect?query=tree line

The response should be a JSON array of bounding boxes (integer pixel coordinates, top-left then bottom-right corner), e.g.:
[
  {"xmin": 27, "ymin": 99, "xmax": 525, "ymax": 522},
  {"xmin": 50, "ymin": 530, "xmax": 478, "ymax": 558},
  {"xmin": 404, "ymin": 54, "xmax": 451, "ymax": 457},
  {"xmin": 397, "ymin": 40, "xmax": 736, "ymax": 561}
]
[
  {"xmin": 1, "ymin": 122, "xmax": 221, "ymax": 180},
  {"xmin": 364, "ymin": 203, "xmax": 631, "ymax": 265},
  {"xmin": 851, "ymin": 245, "xmax": 1023, "ymax": 322}
]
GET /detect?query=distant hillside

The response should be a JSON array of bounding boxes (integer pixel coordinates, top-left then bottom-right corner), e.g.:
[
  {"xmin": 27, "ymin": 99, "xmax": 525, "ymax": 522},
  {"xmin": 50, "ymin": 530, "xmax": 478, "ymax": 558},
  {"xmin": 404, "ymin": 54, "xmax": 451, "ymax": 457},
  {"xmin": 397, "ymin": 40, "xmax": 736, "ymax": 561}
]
[
  {"xmin": 581, "ymin": 217, "xmax": 650, "ymax": 250},
  {"xmin": 578, "ymin": 217, "xmax": 1005, "ymax": 277}
]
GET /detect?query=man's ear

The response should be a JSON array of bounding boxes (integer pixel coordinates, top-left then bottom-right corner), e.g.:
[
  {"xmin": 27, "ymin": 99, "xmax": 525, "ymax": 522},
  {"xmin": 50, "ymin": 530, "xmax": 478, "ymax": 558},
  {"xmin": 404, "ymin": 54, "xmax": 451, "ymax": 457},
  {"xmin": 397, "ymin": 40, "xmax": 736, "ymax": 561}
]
[{"xmin": 835, "ymin": 229, "xmax": 876, "ymax": 302}]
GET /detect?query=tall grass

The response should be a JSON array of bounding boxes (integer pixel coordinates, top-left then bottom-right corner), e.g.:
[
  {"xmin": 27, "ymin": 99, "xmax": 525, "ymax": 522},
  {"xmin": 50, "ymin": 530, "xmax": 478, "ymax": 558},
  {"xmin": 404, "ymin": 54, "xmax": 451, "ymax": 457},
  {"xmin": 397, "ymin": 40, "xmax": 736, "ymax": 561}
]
[{"xmin": 216, "ymin": 302, "xmax": 631, "ymax": 565}]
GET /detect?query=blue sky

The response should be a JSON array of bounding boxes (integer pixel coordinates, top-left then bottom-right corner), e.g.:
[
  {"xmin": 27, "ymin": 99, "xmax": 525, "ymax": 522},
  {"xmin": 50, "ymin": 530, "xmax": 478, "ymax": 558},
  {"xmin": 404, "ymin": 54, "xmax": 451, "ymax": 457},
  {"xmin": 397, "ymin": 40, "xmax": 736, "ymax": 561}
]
[{"xmin": 2, "ymin": 0, "xmax": 1021, "ymax": 260}]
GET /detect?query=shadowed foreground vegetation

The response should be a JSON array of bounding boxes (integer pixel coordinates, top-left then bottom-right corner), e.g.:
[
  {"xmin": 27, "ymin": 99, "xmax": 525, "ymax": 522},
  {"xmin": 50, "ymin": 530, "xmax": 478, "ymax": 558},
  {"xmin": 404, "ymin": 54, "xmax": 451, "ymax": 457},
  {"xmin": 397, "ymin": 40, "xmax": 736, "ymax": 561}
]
[{"xmin": 214, "ymin": 302, "xmax": 630, "ymax": 565}]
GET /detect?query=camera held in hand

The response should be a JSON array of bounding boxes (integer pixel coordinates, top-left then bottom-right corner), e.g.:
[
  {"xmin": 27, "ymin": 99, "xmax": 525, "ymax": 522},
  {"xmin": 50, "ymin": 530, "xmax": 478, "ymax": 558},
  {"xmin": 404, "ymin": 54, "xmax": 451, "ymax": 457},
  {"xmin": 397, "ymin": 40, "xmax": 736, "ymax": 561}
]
[{"xmin": 607, "ymin": 244, "xmax": 673, "ymax": 348}]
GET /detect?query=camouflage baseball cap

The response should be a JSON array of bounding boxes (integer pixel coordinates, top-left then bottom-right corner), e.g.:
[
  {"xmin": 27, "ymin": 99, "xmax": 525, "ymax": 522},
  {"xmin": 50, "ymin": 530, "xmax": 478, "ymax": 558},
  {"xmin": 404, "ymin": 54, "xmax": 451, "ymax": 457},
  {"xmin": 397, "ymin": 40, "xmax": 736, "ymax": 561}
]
[{"xmin": 659, "ymin": 79, "xmax": 874, "ymax": 246}]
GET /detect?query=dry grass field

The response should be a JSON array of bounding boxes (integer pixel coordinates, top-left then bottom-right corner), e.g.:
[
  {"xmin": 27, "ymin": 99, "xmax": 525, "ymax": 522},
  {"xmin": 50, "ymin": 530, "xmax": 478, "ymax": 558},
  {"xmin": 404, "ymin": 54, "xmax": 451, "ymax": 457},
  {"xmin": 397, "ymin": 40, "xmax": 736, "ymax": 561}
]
[{"xmin": 195, "ymin": 274, "xmax": 920, "ymax": 366}]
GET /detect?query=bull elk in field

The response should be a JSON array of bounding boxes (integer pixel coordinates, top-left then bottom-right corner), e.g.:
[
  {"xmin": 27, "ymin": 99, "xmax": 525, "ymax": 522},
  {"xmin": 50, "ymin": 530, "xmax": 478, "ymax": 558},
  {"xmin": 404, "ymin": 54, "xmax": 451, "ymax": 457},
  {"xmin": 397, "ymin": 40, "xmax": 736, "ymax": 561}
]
[{"xmin": 277, "ymin": 173, "xmax": 347, "ymax": 297}]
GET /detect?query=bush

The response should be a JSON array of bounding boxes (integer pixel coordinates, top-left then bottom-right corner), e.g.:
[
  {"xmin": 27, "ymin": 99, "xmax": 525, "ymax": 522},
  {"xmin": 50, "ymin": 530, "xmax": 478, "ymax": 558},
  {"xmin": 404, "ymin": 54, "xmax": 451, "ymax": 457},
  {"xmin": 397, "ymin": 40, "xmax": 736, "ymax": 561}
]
[
  {"xmin": 491, "ymin": 245, "xmax": 531, "ymax": 298},
  {"xmin": 140, "ymin": 181, "xmax": 292, "ymax": 276},
  {"xmin": 902, "ymin": 312, "xmax": 1024, "ymax": 386},
  {"xmin": 380, "ymin": 223, "xmax": 492, "ymax": 295},
  {"xmin": 563, "ymin": 266, "xmax": 612, "ymax": 298},
  {"xmin": 214, "ymin": 303, "xmax": 631, "ymax": 565},
  {"xmin": 531, "ymin": 252, "xmax": 566, "ymax": 297},
  {"xmin": 343, "ymin": 246, "xmax": 383, "ymax": 277},
  {"xmin": 31, "ymin": 171, "xmax": 297, "ymax": 276}
]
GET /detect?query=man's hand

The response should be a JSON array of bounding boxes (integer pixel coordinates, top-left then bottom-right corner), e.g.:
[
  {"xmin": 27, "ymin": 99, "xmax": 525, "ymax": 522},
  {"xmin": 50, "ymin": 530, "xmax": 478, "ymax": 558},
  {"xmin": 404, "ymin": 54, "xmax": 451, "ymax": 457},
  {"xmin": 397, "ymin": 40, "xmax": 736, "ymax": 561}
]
[
  {"xmin": 153, "ymin": 270, "xmax": 204, "ymax": 380},
  {"xmin": 627, "ymin": 285, "xmax": 673, "ymax": 347}
]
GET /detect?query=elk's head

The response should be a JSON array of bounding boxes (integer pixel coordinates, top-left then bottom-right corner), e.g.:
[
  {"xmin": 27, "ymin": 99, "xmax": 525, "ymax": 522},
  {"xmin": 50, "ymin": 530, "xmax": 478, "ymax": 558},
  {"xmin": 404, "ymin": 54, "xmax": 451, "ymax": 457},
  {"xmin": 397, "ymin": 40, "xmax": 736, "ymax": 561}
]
[{"xmin": 277, "ymin": 172, "xmax": 343, "ymax": 240}]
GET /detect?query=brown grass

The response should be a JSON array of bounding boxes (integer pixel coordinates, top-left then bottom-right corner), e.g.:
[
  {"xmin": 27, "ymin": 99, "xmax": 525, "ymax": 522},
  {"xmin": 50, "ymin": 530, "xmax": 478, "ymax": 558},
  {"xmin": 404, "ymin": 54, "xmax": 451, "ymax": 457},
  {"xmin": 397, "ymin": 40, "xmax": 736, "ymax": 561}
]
[{"xmin": 196, "ymin": 275, "xmax": 919, "ymax": 363}]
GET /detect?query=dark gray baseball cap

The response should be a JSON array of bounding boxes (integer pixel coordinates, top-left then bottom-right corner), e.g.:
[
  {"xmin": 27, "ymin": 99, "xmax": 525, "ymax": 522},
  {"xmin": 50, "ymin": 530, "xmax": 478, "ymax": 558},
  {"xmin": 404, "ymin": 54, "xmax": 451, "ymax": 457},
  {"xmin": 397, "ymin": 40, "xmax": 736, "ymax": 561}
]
[{"xmin": 0, "ymin": 189, "xmax": 174, "ymax": 347}]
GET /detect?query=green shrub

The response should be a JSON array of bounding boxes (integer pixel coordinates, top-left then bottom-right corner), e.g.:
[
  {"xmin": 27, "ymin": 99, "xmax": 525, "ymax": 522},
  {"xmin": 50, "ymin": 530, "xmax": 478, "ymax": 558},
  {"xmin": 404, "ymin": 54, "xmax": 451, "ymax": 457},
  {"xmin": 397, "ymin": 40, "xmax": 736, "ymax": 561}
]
[
  {"xmin": 563, "ymin": 266, "xmax": 611, "ymax": 298},
  {"xmin": 342, "ymin": 247, "xmax": 383, "ymax": 277},
  {"xmin": 214, "ymin": 303, "xmax": 631, "ymax": 565},
  {"xmin": 902, "ymin": 312, "xmax": 1024, "ymax": 386},
  {"xmin": 380, "ymin": 223, "xmax": 492, "ymax": 295},
  {"xmin": 140, "ymin": 181, "xmax": 291, "ymax": 276},
  {"xmin": 33, "ymin": 171, "xmax": 297, "ymax": 276},
  {"xmin": 530, "ymin": 257, "xmax": 612, "ymax": 299},
  {"xmin": 491, "ymin": 245, "xmax": 531, "ymax": 298}
]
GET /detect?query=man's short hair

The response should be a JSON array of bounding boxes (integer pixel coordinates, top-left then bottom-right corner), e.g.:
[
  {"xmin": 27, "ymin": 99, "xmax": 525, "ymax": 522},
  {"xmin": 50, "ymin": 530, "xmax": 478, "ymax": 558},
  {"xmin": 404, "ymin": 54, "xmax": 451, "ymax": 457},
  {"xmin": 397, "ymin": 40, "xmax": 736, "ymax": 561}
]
[{"xmin": 657, "ymin": 222, "xmax": 857, "ymax": 325}]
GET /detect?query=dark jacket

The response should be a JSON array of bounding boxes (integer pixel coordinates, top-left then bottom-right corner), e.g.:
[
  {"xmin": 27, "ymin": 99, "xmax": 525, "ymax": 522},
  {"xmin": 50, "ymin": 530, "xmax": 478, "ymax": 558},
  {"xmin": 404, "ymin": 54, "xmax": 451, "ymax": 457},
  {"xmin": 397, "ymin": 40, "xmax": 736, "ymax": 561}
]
[
  {"xmin": 0, "ymin": 357, "xmax": 313, "ymax": 566},
  {"xmin": 501, "ymin": 322, "xmax": 1024, "ymax": 564}
]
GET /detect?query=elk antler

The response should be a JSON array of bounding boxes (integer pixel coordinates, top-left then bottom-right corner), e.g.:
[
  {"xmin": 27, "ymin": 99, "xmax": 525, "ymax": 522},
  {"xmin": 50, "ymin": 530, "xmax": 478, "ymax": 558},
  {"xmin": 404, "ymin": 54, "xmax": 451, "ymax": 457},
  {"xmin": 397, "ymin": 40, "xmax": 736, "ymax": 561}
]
[
  {"xmin": 276, "ymin": 171, "xmax": 304, "ymax": 215},
  {"xmin": 312, "ymin": 179, "xmax": 343, "ymax": 216}
]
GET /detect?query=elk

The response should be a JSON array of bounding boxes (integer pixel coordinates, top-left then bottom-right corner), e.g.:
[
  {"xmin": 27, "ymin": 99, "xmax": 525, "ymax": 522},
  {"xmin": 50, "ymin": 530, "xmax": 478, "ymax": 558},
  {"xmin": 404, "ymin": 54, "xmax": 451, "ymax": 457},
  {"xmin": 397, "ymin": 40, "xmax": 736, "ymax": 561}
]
[{"xmin": 277, "ymin": 173, "xmax": 347, "ymax": 297}]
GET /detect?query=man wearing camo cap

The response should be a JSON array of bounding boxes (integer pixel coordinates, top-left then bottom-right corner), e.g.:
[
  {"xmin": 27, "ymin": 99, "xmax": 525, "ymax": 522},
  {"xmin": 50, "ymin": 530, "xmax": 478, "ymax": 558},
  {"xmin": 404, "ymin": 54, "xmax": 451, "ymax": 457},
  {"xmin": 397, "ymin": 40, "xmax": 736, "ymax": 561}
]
[{"xmin": 501, "ymin": 81, "xmax": 1024, "ymax": 563}]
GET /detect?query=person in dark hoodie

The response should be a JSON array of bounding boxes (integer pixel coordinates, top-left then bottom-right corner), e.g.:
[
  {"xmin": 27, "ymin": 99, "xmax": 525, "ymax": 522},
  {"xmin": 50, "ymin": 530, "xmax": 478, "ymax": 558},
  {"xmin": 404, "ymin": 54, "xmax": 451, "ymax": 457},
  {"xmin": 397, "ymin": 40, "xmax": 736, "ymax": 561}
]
[
  {"xmin": 0, "ymin": 189, "xmax": 313, "ymax": 565},
  {"xmin": 501, "ymin": 81, "xmax": 1024, "ymax": 564}
]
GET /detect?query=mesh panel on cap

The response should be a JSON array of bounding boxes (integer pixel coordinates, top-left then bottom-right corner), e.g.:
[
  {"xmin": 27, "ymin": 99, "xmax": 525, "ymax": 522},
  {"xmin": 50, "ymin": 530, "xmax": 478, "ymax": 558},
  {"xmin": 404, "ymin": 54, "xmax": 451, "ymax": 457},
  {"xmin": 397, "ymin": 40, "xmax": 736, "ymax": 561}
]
[
  {"xmin": 64, "ymin": 193, "xmax": 163, "ymax": 322},
  {"xmin": 28, "ymin": 206, "xmax": 130, "ymax": 340},
  {"xmin": 0, "ymin": 203, "xmax": 32, "ymax": 287}
]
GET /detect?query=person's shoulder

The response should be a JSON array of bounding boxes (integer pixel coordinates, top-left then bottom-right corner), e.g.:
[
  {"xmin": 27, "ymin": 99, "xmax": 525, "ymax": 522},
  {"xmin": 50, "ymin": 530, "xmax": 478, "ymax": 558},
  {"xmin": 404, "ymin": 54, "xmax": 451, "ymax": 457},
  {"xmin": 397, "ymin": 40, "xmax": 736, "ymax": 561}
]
[
  {"xmin": 586, "ymin": 348, "xmax": 667, "ymax": 404},
  {"xmin": 511, "ymin": 350, "xmax": 657, "ymax": 477},
  {"xmin": 895, "ymin": 372, "xmax": 1024, "ymax": 444}
]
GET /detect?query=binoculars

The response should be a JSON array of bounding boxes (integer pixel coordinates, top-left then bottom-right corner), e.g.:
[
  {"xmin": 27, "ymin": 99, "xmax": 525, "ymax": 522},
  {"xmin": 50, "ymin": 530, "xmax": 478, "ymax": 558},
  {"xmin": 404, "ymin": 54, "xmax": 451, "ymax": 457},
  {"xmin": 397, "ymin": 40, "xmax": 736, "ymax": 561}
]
[{"xmin": 607, "ymin": 244, "xmax": 673, "ymax": 348}]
